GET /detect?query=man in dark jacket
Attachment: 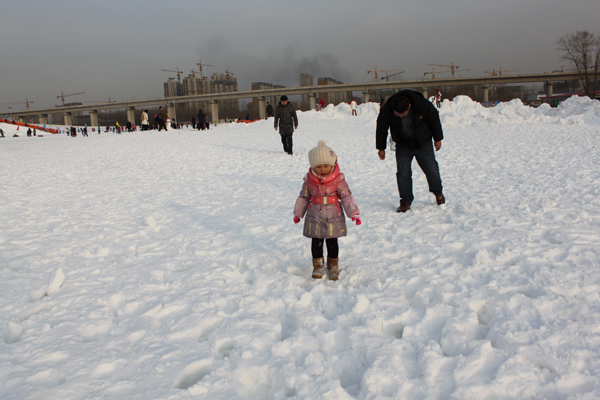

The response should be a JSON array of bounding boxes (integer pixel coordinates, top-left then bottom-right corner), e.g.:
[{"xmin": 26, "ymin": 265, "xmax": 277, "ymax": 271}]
[
  {"xmin": 274, "ymin": 95, "xmax": 298, "ymax": 155},
  {"xmin": 266, "ymin": 102, "xmax": 273, "ymax": 118},
  {"xmin": 197, "ymin": 109, "xmax": 206, "ymax": 130},
  {"xmin": 376, "ymin": 89, "xmax": 445, "ymax": 212},
  {"xmin": 158, "ymin": 106, "xmax": 167, "ymax": 131}
]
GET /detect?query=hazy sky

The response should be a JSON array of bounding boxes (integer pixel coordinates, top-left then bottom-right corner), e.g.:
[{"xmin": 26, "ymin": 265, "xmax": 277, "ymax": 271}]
[{"xmin": 1, "ymin": 0, "xmax": 598, "ymax": 111}]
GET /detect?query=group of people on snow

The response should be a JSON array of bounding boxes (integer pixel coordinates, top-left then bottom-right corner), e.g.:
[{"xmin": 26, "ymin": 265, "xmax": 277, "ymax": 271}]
[{"xmin": 274, "ymin": 90, "xmax": 445, "ymax": 281}]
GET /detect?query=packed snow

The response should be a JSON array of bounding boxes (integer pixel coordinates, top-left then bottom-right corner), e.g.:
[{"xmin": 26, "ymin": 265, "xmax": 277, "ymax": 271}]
[{"xmin": 1, "ymin": 95, "xmax": 600, "ymax": 399}]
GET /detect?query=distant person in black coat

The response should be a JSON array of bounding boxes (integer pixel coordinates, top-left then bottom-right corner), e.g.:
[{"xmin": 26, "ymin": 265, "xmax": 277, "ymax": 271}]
[
  {"xmin": 197, "ymin": 109, "xmax": 206, "ymax": 130},
  {"xmin": 274, "ymin": 95, "xmax": 298, "ymax": 155},
  {"xmin": 266, "ymin": 102, "xmax": 273, "ymax": 118},
  {"xmin": 158, "ymin": 107, "xmax": 167, "ymax": 131}
]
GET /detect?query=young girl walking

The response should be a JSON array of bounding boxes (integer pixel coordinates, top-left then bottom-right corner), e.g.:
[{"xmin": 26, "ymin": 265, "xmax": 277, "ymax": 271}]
[{"xmin": 293, "ymin": 141, "xmax": 361, "ymax": 280}]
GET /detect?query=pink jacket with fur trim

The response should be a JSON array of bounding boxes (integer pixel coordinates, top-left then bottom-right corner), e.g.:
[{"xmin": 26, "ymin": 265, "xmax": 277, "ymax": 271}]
[{"xmin": 294, "ymin": 164, "xmax": 360, "ymax": 239}]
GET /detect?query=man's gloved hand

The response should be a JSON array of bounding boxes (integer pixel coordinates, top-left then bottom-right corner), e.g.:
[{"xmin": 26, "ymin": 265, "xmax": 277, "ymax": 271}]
[
  {"xmin": 352, "ymin": 216, "xmax": 362, "ymax": 225},
  {"xmin": 293, "ymin": 216, "xmax": 301, "ymax": 224}
]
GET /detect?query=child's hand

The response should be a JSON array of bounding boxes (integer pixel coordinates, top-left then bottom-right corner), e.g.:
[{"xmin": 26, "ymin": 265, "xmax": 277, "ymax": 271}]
[
  {"xmin": 293, "ymin": 216, "xmax": 301, "ymax": 224},
  {"xmin": 352, "ymin": 216, "xmax": 362, "ymax": 226}
]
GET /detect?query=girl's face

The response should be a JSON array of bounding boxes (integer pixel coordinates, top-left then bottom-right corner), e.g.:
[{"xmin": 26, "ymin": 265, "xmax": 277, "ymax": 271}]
[{"xmin": 314, "ymin": 164, "xmax": 333, "ymax": 177}]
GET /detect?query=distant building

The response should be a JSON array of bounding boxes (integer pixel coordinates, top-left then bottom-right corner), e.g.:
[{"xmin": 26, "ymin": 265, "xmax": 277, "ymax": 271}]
[
  {"xmin": 165, "ymin": 71, "xmax": 239, "ymax": 119},
  {"xmin": 164, "ymin": 78, "xmax": 183, "ymax": 98},
  {"xmin": 318, "ymin": 77, "xmax": 346, "ymax": 105},
  {"xmin": 251, "ymin": 82, "xmax": 285, "ymax": 119},
  {"xmin": 300, "ymin": 73, "xmax": 313, "ymax": 110}
]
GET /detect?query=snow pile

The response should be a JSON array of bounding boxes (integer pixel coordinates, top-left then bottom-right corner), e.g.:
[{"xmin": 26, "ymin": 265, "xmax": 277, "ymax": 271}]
[
  {"xmin": 440, "ymin": 94, "xmax": 600, "ymax": 126},
  {"xmin": 1, "ymin": 96, "xmax": 600, "ymax": 399}
]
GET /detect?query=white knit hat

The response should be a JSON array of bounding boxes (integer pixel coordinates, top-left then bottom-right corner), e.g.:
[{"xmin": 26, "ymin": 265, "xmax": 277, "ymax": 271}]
[{"xmin": 308, "ymin": 140, "xmax": 337, "ymax": 168}]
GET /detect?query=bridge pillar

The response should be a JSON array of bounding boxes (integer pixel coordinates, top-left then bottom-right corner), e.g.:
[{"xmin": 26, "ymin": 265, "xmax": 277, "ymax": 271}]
[
  {"xmin": 64, "ymin": 112, "xmax": 72, "ymax": 126},
  {"xmin": 210, "ymin": 100, "xmax": 219, "ymax": 124},
  {"xmin": 257, "ymin": 97, "xmax": 266, "ymax": 120},
  {"xmin": 421, "ymin": 87, "xmax": 428, "ymax": 98},
  {"xmin": 309, "ymin": 93, "xmax": 316, "ymax": 110},
  {"xmin": 363, "ymin": 91, "xmax": 370, "ymax": 103},
  {"xmin": 167, "ymin": 105, "xmax": 175, "ymax": 122},
  {"xmin": 38, "ymin": 114, "xmax": 48, "ymax": 125},
  {"xmin": 482, "ymin": 85, "xmax": 490, "ymax": 102},
  {"xmin": 545, "ymin": 81, "xmax": 554, "ymax": 97},
  {"xmin": 90, "ymin": 110, "xmax": 99, "ymax": 127},
  {"xmin": 126, "ymin": 107, "xmax": 135, "ymax": 125}
]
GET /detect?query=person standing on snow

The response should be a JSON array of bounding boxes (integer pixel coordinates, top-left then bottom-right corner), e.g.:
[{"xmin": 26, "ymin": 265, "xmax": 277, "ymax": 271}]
[
  {"xmin": 320, "ymin": 98, "xmax": 326, "ymax": 109},
  {"xmin": 434, "ymin": 90, "xmax": 442, "ymax": 108},
  {"xmin": 293, "ymin": 141, "xmax": 361, "ymax": 281},
  {"xmin": 141, "ymin": 110, "xmax": 149, "ymax": 131},
  {"xmin": 266, "ymin": 102, "xmax": 273, "ymax": 118},
  {"xmin": 350, "ymin": 98, "xmax": 358, "ymax": 116},
  {"xmin": 157, "ymin": 107, "xmax": 167, "ymax": 131},
  {"xmin": 197, "ymin": 109, "xmax": 206, "ymax": 130},
  {"xmin": 376, "ymin": 89, "xmax": 445, "ymax": 213},
  {"xmin": 274, "ymin": 95, "xmax": 298, "ymax": 155}
]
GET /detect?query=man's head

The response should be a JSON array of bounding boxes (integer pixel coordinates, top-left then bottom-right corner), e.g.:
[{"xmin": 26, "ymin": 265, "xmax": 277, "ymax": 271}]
[
  {"xmin": 280, "ymin": 95, "xmax": 288, "ymax": 105},
  {"xmin": 159, "ymin": 106, "xmax": 163, "ymax": 110},
  {"xmin": 392, "ymin": 96, "xmax": 411, "ymax": 117}
]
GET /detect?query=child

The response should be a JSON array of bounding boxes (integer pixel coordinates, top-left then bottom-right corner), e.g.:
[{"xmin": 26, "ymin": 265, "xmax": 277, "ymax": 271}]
[{"xmin": 293, "ymin": 141, "xmax": 361, "ymax": 280}]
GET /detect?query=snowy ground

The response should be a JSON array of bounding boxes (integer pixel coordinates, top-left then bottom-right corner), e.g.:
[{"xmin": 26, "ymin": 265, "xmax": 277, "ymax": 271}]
[{"xmin": 1, "ymin": 96, "xmax": 600, "ymax": 399}]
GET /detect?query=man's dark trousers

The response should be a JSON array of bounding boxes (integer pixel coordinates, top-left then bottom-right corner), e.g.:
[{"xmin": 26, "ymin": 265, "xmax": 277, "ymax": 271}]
[
  {"xmin": 281, "ymin": 134, "xmax": 293, "ymax": 154},
  {"xmin": 395, "ymin": 141, "xmax": 442, "ymax": 204}
]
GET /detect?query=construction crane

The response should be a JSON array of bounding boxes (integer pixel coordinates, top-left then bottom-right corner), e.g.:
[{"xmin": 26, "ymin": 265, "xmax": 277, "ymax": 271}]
[
  {"xmin": 57, "ymin": 91, "xmax": 86, "ymax": 106},
  {"xmin": 367, "ymin": 67, "xmax": 404, "ymax": 82},
  {"xmin": 380, "ymin": 70, "xmax": 405, "ymax": 81},
  {"xmin": 424, "ymin": 67, "xmax": 450, "ymax": 80},
  {"xmin": 427, "ymin": 62, "xmax": 468, "ymax": 78},
  {"xmin": 484, "ymin": 67, "xmax": 522, "ymax": 76},
  {"xmin": 161, "ymin": 68, "xmax": 184, "ymax": 82},
  {"xmin": 225, "ymin": 69, "xmax": 235, "ymax": 80},
  {"xmin": 196, "ymin": 60, "xmax": 215, "ymax": 94},
  {"xmin": 4, "ymin": 98, "xmax": 34, "ymax": 110}
]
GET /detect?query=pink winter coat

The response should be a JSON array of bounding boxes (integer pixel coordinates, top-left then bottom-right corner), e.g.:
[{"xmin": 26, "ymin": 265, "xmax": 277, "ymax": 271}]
[{"xmin": 294, "ymin": 164, "xmax": 360, "ymax": 239}]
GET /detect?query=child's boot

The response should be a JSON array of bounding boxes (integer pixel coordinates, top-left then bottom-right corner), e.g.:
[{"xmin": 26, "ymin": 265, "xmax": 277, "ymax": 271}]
[
  {"xmin": 327, "ymin": 258, "xmax": 339, "ymax": 281},
  {"xmin": 312, "ymin": 258, "xmax": 325, "ymax": 279}
]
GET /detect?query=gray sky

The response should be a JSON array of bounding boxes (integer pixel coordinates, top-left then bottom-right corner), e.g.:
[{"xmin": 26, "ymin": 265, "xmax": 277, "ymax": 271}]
[{"xmin": 1, "ymin": 0, "xmax": 598, "ymax": 111}]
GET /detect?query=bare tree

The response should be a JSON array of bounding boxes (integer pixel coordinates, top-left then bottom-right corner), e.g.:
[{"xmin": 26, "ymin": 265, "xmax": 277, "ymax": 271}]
[{"xmin": 557, "ymin": 31, "xmax": 600, "ymax": 98}]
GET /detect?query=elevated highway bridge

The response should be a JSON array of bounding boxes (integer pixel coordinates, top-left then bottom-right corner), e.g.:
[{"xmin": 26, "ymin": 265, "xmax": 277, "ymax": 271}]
[{"xmin": 6, "ymin": 72, "xmax": 582, "ymax": 126}]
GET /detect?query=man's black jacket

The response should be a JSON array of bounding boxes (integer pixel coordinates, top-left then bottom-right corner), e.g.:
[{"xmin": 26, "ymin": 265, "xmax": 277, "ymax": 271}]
[
  {"xmin": 274, "ymin": 102, "xmax": 298, "ymax": 135},
  {"xmin": 376, "ymin": 90, "xmax": 443, "ymax": 150}
]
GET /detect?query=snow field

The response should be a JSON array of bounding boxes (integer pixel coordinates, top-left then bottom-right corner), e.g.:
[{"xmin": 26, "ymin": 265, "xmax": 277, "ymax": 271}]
[{"xmin": 1, "ymin": 96, "xmax": 600, "ymax": 399}]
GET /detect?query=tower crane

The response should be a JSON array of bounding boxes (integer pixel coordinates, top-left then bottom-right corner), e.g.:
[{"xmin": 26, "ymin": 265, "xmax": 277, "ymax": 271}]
[
  {"xmin": 424, "ymin": 67, "xmax": 450, "ymax": 80},
  {"xmin": 427, "ymin": 62, "xmax": 468, "ymax": 78},
  {"xmin": 57, "ymin": 91, "xmax": 86, "ymax": 106},
  {"xmin": 196, "ymin": 60, "xmax": 215, "ymax": 95},
  {"xmin": 380, "ymin": 70, "xmax": 405, "ymax": 81},
  {"xmin": 367, "ymin": 67, "xmax": 404, "ymax": 82},
  {"xmin": 4, "ymin": 98, "xmax": 34, "ymax": 110},
  {"xmin": 161, "ymin": 68, "xmax": 184, "ymax": 82},
  {"xmin": 225, "ymin": 69, "xmax": 235, "ymax": 80}
]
